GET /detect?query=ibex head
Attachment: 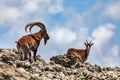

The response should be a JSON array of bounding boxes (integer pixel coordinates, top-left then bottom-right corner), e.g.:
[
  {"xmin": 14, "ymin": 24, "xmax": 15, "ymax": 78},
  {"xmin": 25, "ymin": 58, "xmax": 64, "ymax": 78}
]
[
  {"xmin": 84, "ymin": 40, "xmax": 93, "ymax": 49},
  {"xmin": 42, "ymin": 31, "xmax": 50, "ymax": 45},
  {"xmin": 25, "ymin": 22, "xmax": 50, "ymax": 45}
]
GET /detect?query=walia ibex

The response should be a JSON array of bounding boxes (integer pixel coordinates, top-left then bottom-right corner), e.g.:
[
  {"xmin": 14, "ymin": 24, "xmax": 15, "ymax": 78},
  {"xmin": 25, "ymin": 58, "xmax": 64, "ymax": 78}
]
[
  {"xmin": 66, "ymin": 40, "xmax": 93, "ymax": 63},
  {"xmin": 16, "ymin": 22, "xmax": 50, "ymax": 62}
]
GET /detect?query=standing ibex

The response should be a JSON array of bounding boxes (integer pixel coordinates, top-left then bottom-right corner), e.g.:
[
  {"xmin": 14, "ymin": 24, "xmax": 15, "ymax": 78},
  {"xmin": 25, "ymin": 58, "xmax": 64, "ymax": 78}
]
[
  {"xmin": 66, "ymin": 40, "xmax": 93, "ymax": 63},
  {"xmin": 16, "ymin": 22, "xmax": 50, "ymax": 62}
]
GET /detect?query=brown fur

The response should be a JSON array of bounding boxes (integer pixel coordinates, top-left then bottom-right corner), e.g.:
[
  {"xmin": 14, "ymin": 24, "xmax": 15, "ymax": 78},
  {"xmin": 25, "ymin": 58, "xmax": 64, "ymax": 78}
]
[
  {"xmin": 16, "ymin": 22, "xmax": 50, "ymax": 62},
  {"xmin": 66, "ymin": 40, "xmax": 93, "ymax": 63}
]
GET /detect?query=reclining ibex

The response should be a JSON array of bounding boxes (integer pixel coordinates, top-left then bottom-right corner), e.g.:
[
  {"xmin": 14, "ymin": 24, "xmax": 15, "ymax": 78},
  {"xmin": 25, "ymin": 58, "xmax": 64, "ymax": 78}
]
[
  {"xmin": 66, "ymin": 40, "xmax": 93, "ymax": 63},
  {"xmin": 15, "ymin": 22, "xmax": 50, "ymax": 62}
]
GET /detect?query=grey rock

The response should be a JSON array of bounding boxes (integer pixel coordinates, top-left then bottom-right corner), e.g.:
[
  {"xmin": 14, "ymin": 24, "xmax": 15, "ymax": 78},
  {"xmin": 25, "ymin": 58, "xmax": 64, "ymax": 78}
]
[
  {"xmin": 46, "ymin": 73, "xmax": 54, "ymax": 79},
  {"xmin": 0, "ymin": 48, "xmax": 120, "ymax": 80},
  {"xmin": 50, "ymin": 54, "xmax": 77, "ymax": 67}
]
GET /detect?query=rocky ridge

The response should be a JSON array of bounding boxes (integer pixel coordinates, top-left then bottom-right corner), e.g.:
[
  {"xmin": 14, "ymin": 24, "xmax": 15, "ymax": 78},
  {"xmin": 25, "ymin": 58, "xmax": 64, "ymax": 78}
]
[{"xmin": 0, "ymin": 48, "xmax": 120, "ymax": 80}]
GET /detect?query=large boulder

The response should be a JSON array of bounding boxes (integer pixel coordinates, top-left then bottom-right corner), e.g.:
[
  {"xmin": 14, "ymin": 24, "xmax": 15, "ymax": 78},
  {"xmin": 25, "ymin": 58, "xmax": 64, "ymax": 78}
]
[{"xmin": 50, "ymin": 54, "xmax": 78, "ymax": 67}]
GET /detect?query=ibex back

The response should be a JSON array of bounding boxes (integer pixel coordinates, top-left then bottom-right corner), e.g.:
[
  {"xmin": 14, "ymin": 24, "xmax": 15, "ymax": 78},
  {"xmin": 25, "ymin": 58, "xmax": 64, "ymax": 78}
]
[{"xmin": 16, "ymin": 22, "xmax": 50, "ymax": 62}]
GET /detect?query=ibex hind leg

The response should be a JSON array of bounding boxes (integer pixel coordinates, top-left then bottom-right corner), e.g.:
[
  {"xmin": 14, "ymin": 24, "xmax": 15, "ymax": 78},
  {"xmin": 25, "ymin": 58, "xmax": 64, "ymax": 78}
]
[
  {"xmin": 24, "ymin": 50, "xmax": 29, "ymax": 60},
  {"xmin": 18, "ymin": 52, "xmax": 24, "ymax": 61}
]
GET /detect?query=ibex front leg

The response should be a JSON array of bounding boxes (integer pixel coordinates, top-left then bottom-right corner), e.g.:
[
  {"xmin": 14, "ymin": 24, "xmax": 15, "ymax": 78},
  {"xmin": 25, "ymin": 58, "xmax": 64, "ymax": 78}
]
[
  {"xmin": 29, "ymin": 51, "xmax": 32, "ymax": 62},
  {"xmin": 77, "ymin": 56, "xmax": 83, "ymax": 63},
  {"xmin": 33, "ymin": 49, "xmax": 37, "ymax": 61}
]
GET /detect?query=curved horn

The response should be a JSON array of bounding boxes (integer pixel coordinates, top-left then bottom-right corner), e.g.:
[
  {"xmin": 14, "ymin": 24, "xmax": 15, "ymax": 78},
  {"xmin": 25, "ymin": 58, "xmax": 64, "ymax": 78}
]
[
  {"xmin": 25, "ymin": 22, "xmax": 46, "ymax": 33},
  {"xmin": 86, "ymin": 40, "xmax": 88, "ymax": 44},
  {"xmin": 90, "ymin": 40, "xmax": 92, "ymax": 44},
  {"xmin": 25, "ymin": 22, "xmax": 34, "ymax": 33}
]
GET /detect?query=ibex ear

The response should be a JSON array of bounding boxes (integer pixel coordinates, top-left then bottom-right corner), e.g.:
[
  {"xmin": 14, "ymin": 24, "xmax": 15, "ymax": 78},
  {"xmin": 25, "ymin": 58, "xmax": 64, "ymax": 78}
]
[
  {"xmin": 91, "ymin": 43, "xmax": 94, "ymax": 46},
  {"xmin": 84, "ymin": 42, "xmax": 87, "ymax": 45},
  {"xmin": 40, "ymin": 30, "xmax": 44, "ymax": 36}
]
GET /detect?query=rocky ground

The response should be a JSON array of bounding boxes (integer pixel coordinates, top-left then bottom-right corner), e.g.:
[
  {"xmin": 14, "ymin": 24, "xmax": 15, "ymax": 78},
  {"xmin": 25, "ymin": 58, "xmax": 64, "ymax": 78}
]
[{"xmin": 0, "ymin": 48, "xmax": 120, "ymax": 80}]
